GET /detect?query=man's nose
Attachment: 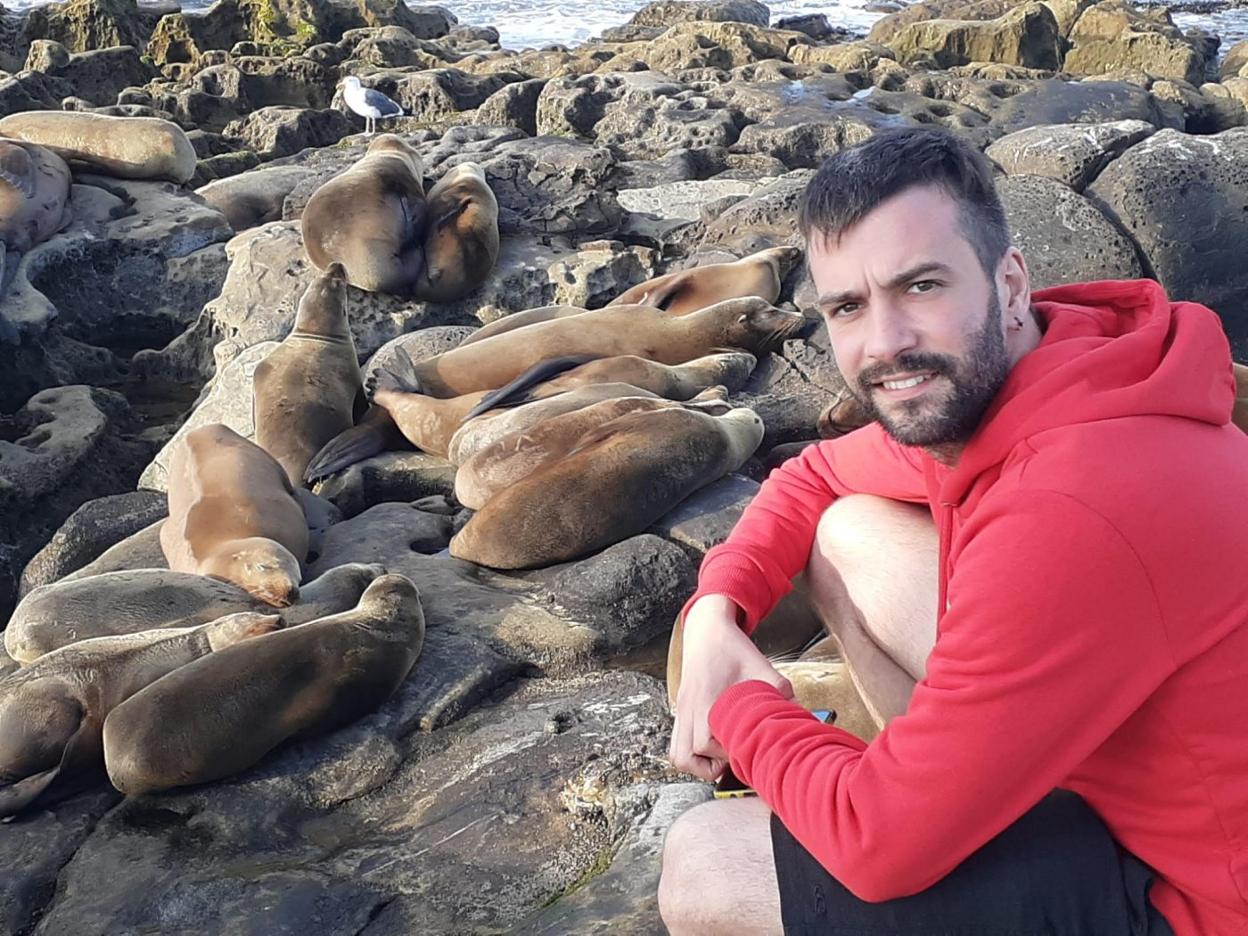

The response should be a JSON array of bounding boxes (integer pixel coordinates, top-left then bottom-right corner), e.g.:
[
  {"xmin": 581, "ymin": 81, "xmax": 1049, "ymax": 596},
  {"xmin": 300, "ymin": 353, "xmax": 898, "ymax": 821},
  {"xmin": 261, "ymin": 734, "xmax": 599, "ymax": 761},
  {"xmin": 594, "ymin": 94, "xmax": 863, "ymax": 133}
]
[{"xmin": 864, "ymin": 300, "xmax": 919, "ymax": 363}]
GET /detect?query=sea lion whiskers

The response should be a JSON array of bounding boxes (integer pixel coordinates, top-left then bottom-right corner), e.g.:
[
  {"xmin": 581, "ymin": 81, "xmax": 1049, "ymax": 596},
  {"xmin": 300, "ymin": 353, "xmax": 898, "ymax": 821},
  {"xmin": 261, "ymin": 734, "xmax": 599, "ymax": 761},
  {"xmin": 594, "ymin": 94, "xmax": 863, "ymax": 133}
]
[{"xmin": 201, "ymin": 538, "xmax": 302, "ymax": 608}]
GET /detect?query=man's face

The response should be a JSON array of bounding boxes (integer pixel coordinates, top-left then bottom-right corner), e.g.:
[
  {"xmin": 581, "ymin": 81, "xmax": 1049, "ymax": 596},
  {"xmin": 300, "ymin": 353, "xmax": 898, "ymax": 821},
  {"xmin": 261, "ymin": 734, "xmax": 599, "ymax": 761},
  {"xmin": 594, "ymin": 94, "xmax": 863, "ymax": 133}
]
[{"xmin": 810, "ymin": 185, "xmax": 1012, "ymax": 448}]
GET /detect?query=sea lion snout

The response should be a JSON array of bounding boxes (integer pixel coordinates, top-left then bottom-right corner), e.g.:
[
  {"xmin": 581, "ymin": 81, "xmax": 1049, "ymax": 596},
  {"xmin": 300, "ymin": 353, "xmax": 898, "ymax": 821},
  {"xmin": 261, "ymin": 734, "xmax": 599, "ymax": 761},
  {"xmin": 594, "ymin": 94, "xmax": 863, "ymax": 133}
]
[{"xmin": 204, "ymin": 612, "xmax": 284, "ymax": 650}]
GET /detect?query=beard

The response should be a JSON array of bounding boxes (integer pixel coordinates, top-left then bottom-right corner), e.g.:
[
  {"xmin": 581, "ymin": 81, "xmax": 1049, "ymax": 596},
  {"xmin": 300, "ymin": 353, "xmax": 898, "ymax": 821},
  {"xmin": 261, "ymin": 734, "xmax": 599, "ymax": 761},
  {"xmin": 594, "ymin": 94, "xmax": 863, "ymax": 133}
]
[{"xmin": 851, "ymin": 292, "xmax": 1012, "ymax": 448}]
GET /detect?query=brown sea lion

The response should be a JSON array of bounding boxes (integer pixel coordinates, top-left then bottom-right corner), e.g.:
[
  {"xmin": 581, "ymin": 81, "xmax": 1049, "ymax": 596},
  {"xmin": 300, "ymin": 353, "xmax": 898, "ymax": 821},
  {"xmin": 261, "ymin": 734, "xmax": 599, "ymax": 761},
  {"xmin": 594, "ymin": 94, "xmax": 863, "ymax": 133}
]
[
  {"xmin": 404, "ymin": 297, "xmax": 806, "ymax": 398},
  {"xmin": 1234, "ymin": 362, "xmax": 1248, "ymax": 433},
  {"xmin": 0, "ymin": 139, "xmax": 72, "ymax": 278},
  {"xmin": 161, "ymin": 424, "xmax": 309, "ymax": 607},
  {"xmin": 253, "ymin": 263, "xmax": 367, "ymax": 486},
  {"xmin": 447, "ymin": 383, "xmax": 732, "ymax": 467},
  {"xmin": 450, "ymin": 405, "xmax": 764, "ymax": 569},
  {"xmin": 455, "ymin": 396, "xmax": 713, "ymax": 509},
  {"xmin": 0, "ymin": 612, "xmax": 281, "ymax": 817},
  {"xmin": 411, "ymin": 162, "xmax": 499, "ymax": 303},
  {"xmin": 818, "ymin": 393, "xmax": 874, "ymax": 438},
  {"xmin": 300, "ymin": 134, "xmax": 427, "ymax": 294},
  {"xmin": 5, "ymin": 563, "xmax": 387, "ymax": 665},
  {"xmin": 103, "ymin": 574, "xmax": 424, "ymax": 796},
  {"xmin": 0, "ymin": 111, "xmax": 196, "ymax": 183},
  {"xmin": 456, "ymin": 305, "xmax": 590, "ymax": 347},
  {"xmin": 608, "ymin": 246, "xmax": 803, "ymax": 314}
]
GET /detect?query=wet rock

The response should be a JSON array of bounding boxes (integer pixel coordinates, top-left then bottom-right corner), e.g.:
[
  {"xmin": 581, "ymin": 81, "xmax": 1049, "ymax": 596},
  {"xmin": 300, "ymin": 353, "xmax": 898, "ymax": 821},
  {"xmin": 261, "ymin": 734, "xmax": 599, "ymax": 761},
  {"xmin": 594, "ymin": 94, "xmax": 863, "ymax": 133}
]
[
  {"xmin": 618, "ymin": 177, "xmax": 760, "ymax": 222},
  {"xmin": 985, "ymin": 119, "xmax": 1154, "ymax": 190},
  {"xmin": 788, "ymin": 38, "xmax": 896, "ymax": 71},
  {"xmin": 0, "ymin": 70, "xmax": 74, "ymax": 113},
  {"xmin": 312, "ymin": 452, "xmax": 458, "ymax": 519},
  {"xmin": 21, "ymin": 41, "xmax": 154, "ymax": 105},
  {"xmin": 648, "ymin": 474, "xmax": 759, "ymax": 555},
  {"xmin": 700, "ymin": 169, "xmax": 811, "ymax": 254},
  {"xmin": 628, "ymin": 0, "xmax": 771, "ymax": 28},
  {"xmin": 628, "ymin": 20, "xmax": 810, "ymax": 72},
  {"xmin": 17, "ymin": 489, "xmax": 167, "ymax": 598},
  {"xmin": 223, "ymin": 106, "xmax": 357, "ymax": 161},
  {"xmin": 990, "ymin": 78, "xmax": 1184, "ymax": 134},
  {"xmin": 774, "ymin": 13, "xmax": 846, "ymax": 41},
  {"xmin": 999, "ymin": 174, "xmax": 1144, "ymax": 288},
  {"xmin": 1086, "ymin": 127, "xmax": 1248, "ymax": 359},
  {"xmin": 475, "ymin": 77, "xmax": 546, "ymax": 135},
  {"xmin": 887, "ymin": 3, "xmax": 1063, "ymax": 70},
  {"xmin": 0, "ymin": 386, "xmax": 156, "ymax": 621},
  {"xmin": 1064, "ymin": 1, "xmax": 1207, "ymax": 85},
  {"xmin": 18, "ymin": 0, "xmax": 153, "ymax": 54},
  {"xmin": 1220, "ymin": 38, "xmax": 1248, "ymax": 80},
  {"xmin": 307, "ymin": 501, "xmax": 454, "ymax": 572}
]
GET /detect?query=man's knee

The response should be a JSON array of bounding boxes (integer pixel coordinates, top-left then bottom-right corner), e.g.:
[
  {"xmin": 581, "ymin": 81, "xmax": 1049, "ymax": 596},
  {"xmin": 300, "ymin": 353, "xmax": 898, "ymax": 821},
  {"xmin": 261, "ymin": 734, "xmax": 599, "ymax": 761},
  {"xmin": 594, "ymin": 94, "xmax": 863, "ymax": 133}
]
[
  {"xmin": 814, "ymin": 494, "xmax": 931, "ymax": 566},
  {"xmin": 658, "ymin": 802, "xmax": 715, "ymax": 927}
]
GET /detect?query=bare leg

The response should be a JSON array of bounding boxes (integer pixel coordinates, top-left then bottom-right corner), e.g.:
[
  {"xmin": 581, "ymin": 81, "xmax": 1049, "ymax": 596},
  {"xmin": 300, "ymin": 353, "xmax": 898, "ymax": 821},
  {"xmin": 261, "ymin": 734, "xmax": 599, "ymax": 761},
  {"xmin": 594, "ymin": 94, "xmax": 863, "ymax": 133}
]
[
  {"xmin": 659, "ymin": 797, "xmax": 783, "ymax": 936},
  {"xmin": 805, "ymin": 494, "xmax": 939, "ymax": 726}
]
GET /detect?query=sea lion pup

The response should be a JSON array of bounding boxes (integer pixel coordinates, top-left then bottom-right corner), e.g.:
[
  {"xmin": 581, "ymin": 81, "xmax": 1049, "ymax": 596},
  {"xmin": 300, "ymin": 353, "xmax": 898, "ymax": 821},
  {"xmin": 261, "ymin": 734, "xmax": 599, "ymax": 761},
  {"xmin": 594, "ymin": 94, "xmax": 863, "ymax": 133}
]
[
  {"xmin": 450, "ymin": 405, "xmax": 764, "ymax": 569},
  {"xmin": 0, "ymin": 111, "xmax": 196, "ymax": 183},
  {"xmin": 162, "ymin": 424, "xmax": 309, "ymax": 607},
  {"xmin": 300, "ymin": 133, "xmax": 427, "ymax": 294},
  {"xmin": 5, "ymin": 563, "xmax": 386, "ymax": 664},
  {"xmin": 447, "ymin": 383, "xmax": 732, "ymax": 467},
  {"xmin": 103, "ymin": 574, "xmax": 425, "ymax": 796},
  {"xmin": 0, "ymin": 139, "xmax": 72, "ymax": 273},
  {"xmin": 608, "ymin": 246, "xmax": 804, "ymax": 315},
  {"xmin": 404, "ymin": 297, "xmax": 806, "ymax": 398},
  {"xmin": 0, "ymin": 612, "xmax": 281, "ymax": 817},
  {"xmin": 456, "ymin": 305, "xmax": 590, "ymax": 347},
  {"xmin": 411, "ymin": 162, "xmax": 499, "ymax": 303},
  {"xmin": 456, "ymin": 395, "xmax": 722, "ymax": 510},
  {"xmin": 253, "ymin": 263, "xmax": 367, "ymax": 485}
]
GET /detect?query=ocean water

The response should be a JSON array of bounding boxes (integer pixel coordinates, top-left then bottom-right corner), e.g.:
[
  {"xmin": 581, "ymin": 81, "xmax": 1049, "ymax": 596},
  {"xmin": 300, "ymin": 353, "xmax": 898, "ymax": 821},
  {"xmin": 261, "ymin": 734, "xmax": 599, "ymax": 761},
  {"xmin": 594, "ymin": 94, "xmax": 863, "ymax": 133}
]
[{"xmin": 4, "ymin": 0, "xmax": 1245, "ymax": 54}]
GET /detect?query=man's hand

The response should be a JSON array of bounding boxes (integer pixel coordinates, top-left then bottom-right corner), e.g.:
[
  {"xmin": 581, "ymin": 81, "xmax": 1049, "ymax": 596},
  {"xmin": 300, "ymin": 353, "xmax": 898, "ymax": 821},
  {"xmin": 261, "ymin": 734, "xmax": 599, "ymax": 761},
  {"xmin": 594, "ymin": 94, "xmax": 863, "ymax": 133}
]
[{"xmin": 668, "ymin": 594, "xmax": 795, "ymax": 782}]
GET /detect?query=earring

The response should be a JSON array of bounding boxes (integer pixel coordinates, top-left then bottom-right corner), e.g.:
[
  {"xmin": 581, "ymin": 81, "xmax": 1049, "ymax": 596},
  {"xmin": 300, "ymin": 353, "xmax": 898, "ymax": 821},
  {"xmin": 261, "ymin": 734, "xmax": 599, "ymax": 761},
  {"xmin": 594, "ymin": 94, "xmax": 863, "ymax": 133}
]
[{"xmin": 1012, "ymin": 316, "xmax": 1024, "ymax": 329}]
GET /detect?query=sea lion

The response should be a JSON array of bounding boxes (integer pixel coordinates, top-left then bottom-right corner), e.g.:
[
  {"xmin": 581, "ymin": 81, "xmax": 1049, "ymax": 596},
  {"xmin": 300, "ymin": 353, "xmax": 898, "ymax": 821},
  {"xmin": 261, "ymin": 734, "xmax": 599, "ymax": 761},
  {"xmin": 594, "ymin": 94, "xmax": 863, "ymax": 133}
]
[
  {"xmin": 818, "ymin": 393, "xmax": 873, "ymax": 438},
  {"xmin": 162, "ymin": 424, "xmax": 309, "ymax": 607},
  {"xmin": 608, "ymin": 246, "xmax": 803, "ymax": 315},
  {"xmin": 5, "ymin": 562, "xmax": 387, "ymax": 664},
  {"xmin": 402, "ymin": 297, "xmax": 806, "ymax": 398},
  {"xmin": 456, "ymin": 305, "xmax": 590, "ymax": 347},
  {"xmin": 412, "ymin": 162, "xmax": 499, "ymax": 303},
  {"xmin": 253, "ymin": 263, "xmax": 367, "ymax": 486},
  {"xmin": 300, "ymin": 133, "xmax": 427, "ymax": 294},
  {"xmin": 103, "ymin": 574, "xmax": 425, "ymax": 796},
  {"xmin": 456, "ymin": 396, "xmax": 716, "ymax": 510},
  {"xmin": 0, "ymin": 139, "xmax": 72, "ymax": 280},
  {"xmin": 1234, "ymin": 362, "xmax": 1248, "ymax": 433},
  {"xmin": 447, "ymin": 383, "xmax": 732, "ymax": 467},
  {"xmin": 0, "ymin": 612, "xmax": 281, "ymax": 817},
  {"xmin": 0, "ymin": 111, "xmax": 196, "ymax": 183},
  {"xmin": 195, "ymin": 164, "xmax": 315, "ymax": 232},
  {"xmin": 450, "ymin": 405, "xmax": 764, "ymax": 569}
]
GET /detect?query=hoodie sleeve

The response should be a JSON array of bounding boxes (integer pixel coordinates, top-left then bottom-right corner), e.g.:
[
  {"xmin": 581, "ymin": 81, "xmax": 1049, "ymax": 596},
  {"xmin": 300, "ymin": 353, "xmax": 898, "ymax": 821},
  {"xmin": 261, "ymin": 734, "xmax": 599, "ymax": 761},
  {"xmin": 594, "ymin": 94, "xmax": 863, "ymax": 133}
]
[
  {"xmin": 682, "ymin": 424, "xmax": 928, "ymax": 635},
  {"xmin": 708, "ymin": 489, "xmax": 1175, "ymax": 902}
]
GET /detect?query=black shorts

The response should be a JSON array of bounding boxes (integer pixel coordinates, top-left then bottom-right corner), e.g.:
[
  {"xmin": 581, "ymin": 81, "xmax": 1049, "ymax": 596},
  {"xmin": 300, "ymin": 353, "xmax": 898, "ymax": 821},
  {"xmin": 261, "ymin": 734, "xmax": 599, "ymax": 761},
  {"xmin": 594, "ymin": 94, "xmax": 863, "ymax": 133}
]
[{"xmin": 771, "ymin": 790, "xmax": 1176, "ymax": 935}]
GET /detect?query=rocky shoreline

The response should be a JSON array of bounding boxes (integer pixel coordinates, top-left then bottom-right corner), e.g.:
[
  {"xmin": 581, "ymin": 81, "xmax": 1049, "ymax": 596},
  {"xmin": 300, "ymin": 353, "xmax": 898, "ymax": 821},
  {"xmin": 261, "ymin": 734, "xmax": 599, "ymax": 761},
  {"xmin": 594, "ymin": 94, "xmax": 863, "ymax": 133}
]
[{"xmin": 1, "ymin": 0, "xmax": 1247, "ymax": 931}]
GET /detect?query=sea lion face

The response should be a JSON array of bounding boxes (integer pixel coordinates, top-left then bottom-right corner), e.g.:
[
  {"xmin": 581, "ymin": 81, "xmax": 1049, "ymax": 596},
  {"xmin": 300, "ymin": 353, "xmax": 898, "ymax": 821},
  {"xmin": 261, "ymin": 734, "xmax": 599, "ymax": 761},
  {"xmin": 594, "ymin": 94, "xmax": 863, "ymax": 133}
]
[
  {"xmin": 202, "ymin": 612, "xmax": 284, "ymax": 651},
  {"xmin": 292, "ymin": 262, "xmax": 350, "ymax": 338},
  {"xmin": 762, "ymin": 245, "xmax": 804, "ymax": 279},
  {"xmin": 203, "ymin": 539, "xmax": 302, "ymax": 608},
  {"xmin": 714, "ymin": 298, "xmax": 807, "ymax": 356}
]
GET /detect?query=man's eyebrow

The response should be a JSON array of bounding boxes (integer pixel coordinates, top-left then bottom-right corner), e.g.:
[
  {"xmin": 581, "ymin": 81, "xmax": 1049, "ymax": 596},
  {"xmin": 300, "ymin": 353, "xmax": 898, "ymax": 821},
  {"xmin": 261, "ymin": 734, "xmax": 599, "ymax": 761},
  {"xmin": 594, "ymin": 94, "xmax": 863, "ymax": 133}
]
[{"xmin": 816, "ymin": 261, "xmax": 955, "ymax": 308}]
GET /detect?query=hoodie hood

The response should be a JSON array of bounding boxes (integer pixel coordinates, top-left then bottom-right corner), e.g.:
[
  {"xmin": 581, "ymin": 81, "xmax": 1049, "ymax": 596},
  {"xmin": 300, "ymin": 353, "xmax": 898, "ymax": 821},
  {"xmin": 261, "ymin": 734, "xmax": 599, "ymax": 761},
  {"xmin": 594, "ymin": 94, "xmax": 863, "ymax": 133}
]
[{"xmin": 943, "ymin": 279, "xmax": 1236, "ymax": 504}]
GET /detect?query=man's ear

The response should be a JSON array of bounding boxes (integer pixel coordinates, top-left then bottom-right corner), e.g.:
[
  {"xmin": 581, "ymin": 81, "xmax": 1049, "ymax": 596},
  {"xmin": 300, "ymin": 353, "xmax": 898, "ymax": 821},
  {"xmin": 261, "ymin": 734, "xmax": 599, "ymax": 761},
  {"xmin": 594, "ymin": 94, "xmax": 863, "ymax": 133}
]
[{"xmin": 999, "ymin": 246, "xmax": 1031, "ymax": 320}]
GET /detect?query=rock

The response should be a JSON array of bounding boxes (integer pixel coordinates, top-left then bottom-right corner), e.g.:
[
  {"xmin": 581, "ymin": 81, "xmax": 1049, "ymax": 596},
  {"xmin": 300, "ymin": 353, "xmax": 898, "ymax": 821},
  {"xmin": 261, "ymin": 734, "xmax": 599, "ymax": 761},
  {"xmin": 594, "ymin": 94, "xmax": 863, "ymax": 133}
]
[
  {"xmin": 887, "ymin": 3, "xmax": 1062, "ymax": 70},
  {"xmin": 21, "ymin": 42, "xmax": 154, "ymax": 106},
  {"xmin": 788, "ymin": 39, "xmax": 896, "ymax": 71},
  {"xmin": 475, "ymin": 77, "xmax": 546, "ymax": 135},
  {"xmin": 599, "ymin": 23, "xmax": 665, "ymax": 42},
  {"xmin": 514, "ymin": 782, "xmax": 711, "ymax": 933},
  {"xmin": 312, "ymin": 452, "xmax": 458, "ymax": 519},
  {"xmin": 17, "ymin": 489, "xmax": 167, "ymax": 598},
  {"xmin": 985, "ymin": 119, "xmax": 1154, "ymax": 190},
  {"xmin": 364, "ymin": 325, "xmax": 479, "ymax": 374},
  {"xmin": 520, "ymin": 535, "xmax": 697, "ymax": 661},
  {"xmin": 347, "ymin": 68, "xmax": 516, "ymax": 125},
  {"xmin": 1220, "ymin": 39, "xmax": 1248, "ymax": 81},
  {"xmin": 1064, "ymin": 1, "xmax": 1206, "ymax": 85},
  {"xmin": 235, "ymin": 54, "xmax": 337, "ymax": 109},
  {"xmin": 773, "ymin": 13, "xmax": 845, "ymax": 41},
  {"xmin": 335, "ymin": 24, "xmax": 456, "ymax": 70},
  {"xmin": 0, "ymin": 386, "xmax": 156, "ymax": 621},
  {"xmin": 307, "ymin": 501, "xmax": 454, "ymax": 572},
  {"xmin": 18, "ymin": 0, "xmax": 152, "ymax": 54},
  {"xmin": 1086, "ymin": 127, "xmax": 1248, "ymax": 360},
  {"xmin": 700, "ymin": 169, "xmax": 811, "ymax": 254},
  {"xmin": 627, "ymin": 20, "xmax": 811, "ymax": 72},
  {"xmin": 59, "ymin": 518, "xmax": 167, "ymax": 582},
  {"xmin": 629, "ymin": 0, "xmax": 771, "ymax": 28},
  {"xmin": 999, "ymin": 174, "xmax": 1144, "ymax": 288},
  {"xmin": 0, "ymin": 70, "xmax": 75, "ymax": 114},
  {"xmin": 618, "ymin": 178, "xmax": 760, "ymax": 221},
  {"xmin": 223, "ymin": 105, "xmax": 356, "ymax": 161},
  {"xmin": 648, "ymin": 474, "xmax": 759, "ymax": 555},
  {"xmin": 990, "ymin": 78, "xmax": 1184, "ymax": 135}
]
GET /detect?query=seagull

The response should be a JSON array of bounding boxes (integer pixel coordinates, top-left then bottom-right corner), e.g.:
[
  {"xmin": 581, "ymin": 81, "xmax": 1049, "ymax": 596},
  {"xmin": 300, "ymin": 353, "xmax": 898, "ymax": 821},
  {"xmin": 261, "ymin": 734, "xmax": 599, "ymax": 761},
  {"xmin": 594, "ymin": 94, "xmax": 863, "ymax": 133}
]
[{"xmin": 342, "ymin": 76, "xmax": 404, "ymax": 136}]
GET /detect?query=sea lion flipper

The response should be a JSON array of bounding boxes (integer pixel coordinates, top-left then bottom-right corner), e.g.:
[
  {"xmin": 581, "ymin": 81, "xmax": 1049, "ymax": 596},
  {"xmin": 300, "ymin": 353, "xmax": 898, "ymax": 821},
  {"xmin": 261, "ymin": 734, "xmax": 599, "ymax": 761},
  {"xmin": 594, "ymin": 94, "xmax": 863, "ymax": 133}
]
[
  {"xmin": 304, "ymin": 409, "xmax": 400, "ymax": 483},
  {"xmin": 366, "ymin": 347, "xmax": 422, "ymax": 397},
  {"xmin": 0, "ymin": 713, "xmax": 102, "ymax": 818},
  {"xmin": 0, "ymin": 765, "xmax": 62, "ymax": 817},
  {"xmin": 0, "ymin": 143, "xmax": 36, "ymax": 198},
  {"xmin": 463, "ymin": 354, "xmax": 603, "ymax": 421}
]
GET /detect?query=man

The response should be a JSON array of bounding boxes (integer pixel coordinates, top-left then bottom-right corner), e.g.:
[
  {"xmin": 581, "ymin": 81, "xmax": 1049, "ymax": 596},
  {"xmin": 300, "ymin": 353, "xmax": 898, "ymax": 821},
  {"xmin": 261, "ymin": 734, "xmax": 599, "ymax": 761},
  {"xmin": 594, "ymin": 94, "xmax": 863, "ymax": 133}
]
[{"xmin": 658, "ymin": 127, "xmax": 1248, "ymax": 935}]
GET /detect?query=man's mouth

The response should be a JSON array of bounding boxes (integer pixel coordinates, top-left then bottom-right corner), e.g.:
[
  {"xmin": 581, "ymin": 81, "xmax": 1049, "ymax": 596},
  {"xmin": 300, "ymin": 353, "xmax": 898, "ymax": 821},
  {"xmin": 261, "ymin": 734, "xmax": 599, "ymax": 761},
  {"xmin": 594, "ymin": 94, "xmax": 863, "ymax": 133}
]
[{"xmin": 875, "ymin": 372, "xmax": 937, "ymax": 392}]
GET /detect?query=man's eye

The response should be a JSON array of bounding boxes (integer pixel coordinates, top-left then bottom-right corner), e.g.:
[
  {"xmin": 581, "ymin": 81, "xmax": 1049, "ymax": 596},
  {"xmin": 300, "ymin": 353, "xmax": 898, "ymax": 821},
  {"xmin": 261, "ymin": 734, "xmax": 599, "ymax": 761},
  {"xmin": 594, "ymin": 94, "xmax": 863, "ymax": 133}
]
[
  {"xmin": 909, "ymin": 280, "xmax": 939, "ymax": 294},
  {"xmin": 829, "ymin": 303, "xmax": 860, "ymax": 318}
]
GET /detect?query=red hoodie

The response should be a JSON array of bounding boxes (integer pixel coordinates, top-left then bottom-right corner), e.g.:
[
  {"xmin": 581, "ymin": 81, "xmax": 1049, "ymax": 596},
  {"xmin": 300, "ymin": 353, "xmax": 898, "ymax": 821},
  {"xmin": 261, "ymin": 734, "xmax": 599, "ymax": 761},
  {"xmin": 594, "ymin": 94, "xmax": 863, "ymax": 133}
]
[{"xmin": 685, "ymin": 280, "xmax": 1248, "ymax": 935}]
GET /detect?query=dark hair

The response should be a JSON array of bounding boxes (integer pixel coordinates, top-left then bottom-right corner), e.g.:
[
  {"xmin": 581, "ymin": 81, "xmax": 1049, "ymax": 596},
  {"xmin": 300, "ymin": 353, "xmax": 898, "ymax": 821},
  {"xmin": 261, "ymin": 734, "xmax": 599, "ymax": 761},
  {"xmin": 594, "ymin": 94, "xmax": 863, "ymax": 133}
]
[{"xmin": 797, "ymin": 128, "xmax": 1011, "ymax": 280}]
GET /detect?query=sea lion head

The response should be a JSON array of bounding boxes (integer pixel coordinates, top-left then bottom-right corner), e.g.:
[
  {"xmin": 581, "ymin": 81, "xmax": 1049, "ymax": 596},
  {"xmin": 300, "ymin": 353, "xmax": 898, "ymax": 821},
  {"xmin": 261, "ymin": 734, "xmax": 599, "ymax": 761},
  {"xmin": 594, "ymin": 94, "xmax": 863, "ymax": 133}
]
[
  {"xmin": 202, "ymin": 611, "xmax": 284, "ymax": 650},
  {"xmin": 365, "ymin": 133, "xmax": 424, "ymax": 177},
  {"xmin": 707, "ymin": 297, "xmax": 808, "ymax": 356},
  {"xmin": 817, "ymin": 394, "xmax": 873, "ymax": 438},
  {"xmin": 355, "ymin": 573, "xmax": 423, "ymax": 622},
  {"xmin": 202, "ymin": 538, "xmax": 302, "ymax": 608},
  {"xmin": 718, "ymin": 406, "xmax": 766, "ymax": 464},
  {"xmin": 759, "ymin": 244, "xmax": 804, "ymax": 279},
  {"xmin": 293, "ymin": 261, "xmax": 351, "ymax": 339}
]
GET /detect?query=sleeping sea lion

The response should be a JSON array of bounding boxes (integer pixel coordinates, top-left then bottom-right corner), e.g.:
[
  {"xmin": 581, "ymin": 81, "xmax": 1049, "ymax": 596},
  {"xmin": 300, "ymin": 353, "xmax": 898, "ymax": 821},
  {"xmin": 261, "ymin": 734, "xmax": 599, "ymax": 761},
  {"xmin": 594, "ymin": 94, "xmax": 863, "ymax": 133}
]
[
  {"xmin": 449, "ymin": 405, "xmax": 764, "ymax": 569},
  {"xmin": 608, "ymin": 246, "xmax": 803, "ymax": 314},
  {"xmin": 253, "ymin": 262, "xmax": 367, "ymax": 486},
  {"xmin": 5, "ymin": 563, "xmax": 387, "ymax": 664},
  {"xmin": 0, "ymin": 612, "xmax": 281, "ymax": 817},
  {"xmin": 411, "ymin": 162, "xmax": 499, "ymax": 303},
  {"xmin": 456, "ymin": 305, "xmax": 590, "ymax": 347},
  {"xmin": 300, "ymin": 134, "xmax": 427, "ymax": 294},
  {"xmin": 0, "ymin": 139, "xmax": 72, "ymax": 269},
  {"xmin": 103, "ymin": 574, "xmax": 424, "ymax": 795},
  {"xmin": 0, "ymin": 111, "xmax": 196, "ymax": 183}
]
